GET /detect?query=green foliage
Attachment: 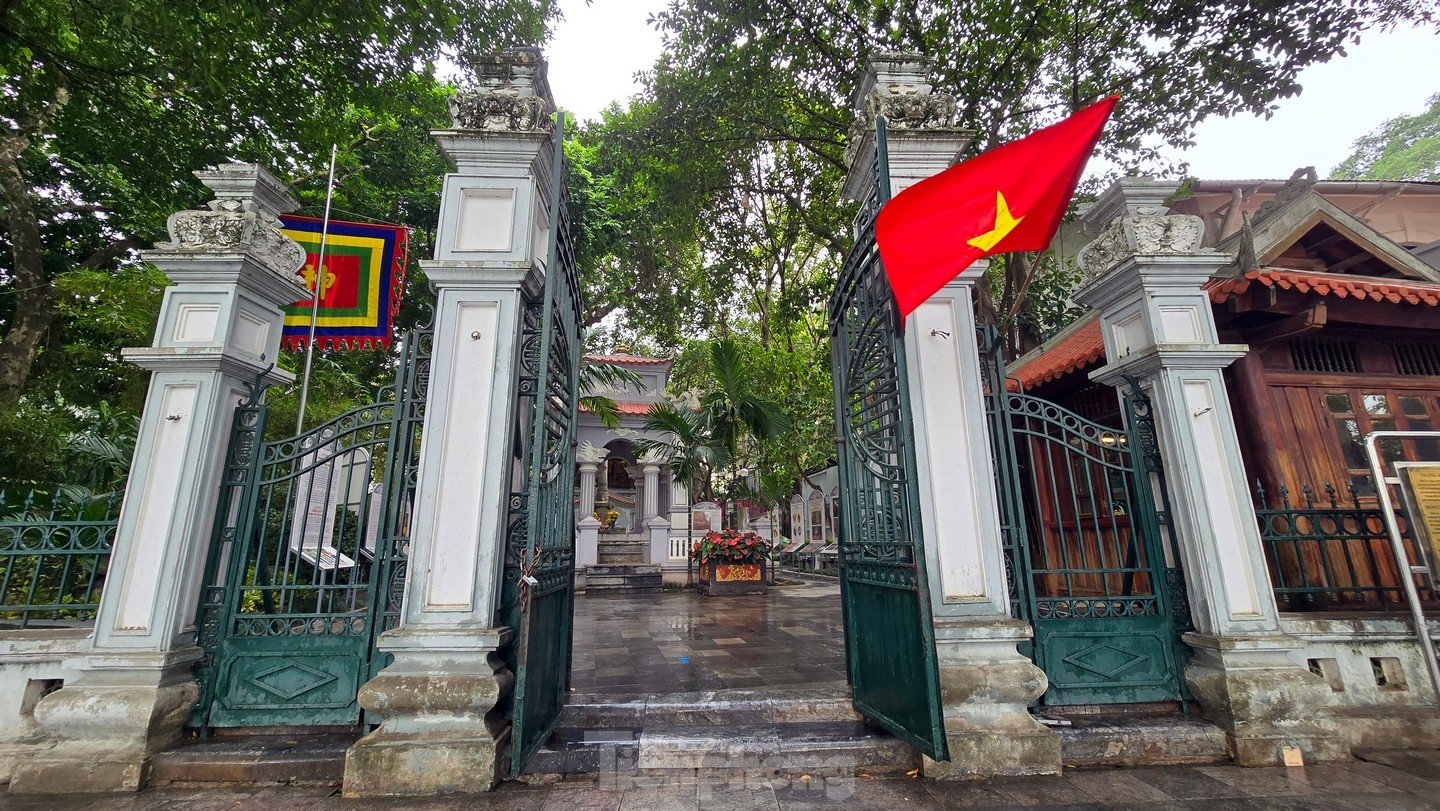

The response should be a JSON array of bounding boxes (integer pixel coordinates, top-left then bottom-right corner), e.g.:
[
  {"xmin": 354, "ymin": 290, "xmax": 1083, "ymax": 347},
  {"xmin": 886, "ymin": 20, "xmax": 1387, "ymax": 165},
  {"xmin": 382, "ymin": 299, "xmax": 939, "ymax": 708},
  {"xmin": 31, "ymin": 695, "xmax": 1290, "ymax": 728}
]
[
  {"xmin": 0, "ymin": 0, "xmax": 559, "ymax": 474},
  {"xmin": 1333, "ymin": 92, "xmax": 1440, "ymax": 181}
]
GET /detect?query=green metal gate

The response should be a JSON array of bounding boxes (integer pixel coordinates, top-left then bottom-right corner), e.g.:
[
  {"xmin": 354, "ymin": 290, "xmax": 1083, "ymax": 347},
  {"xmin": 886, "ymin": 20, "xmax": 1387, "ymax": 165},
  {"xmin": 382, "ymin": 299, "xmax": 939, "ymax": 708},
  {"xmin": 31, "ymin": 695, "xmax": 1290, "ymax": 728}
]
[
  {"xmin": 980, "ymin": 328, "xmax": 1191, "ymax": 706},
  {"xmin": 827, "ymin": 118, "xmax": 948, "ymax": 761},
  {"xmin": 499, "ymin": 114, "xmax": 583, "ymax": 776},
  {"xmin": 190, "ymin": 325, "xmax": 429, "ymax": 728}
]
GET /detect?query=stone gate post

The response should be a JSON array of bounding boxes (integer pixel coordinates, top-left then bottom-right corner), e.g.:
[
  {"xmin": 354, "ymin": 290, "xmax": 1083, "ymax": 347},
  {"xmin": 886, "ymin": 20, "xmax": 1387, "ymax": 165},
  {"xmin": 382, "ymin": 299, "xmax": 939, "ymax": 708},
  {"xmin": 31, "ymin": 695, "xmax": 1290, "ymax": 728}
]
[
  {"xmin": 842, "ymin": 53, "xmax": 1060, "ymax": 778},
  {"xmin": 1072, "ymin": 184, "xmax": 1348, "ymax": 765},
  {"xmin": 10, "ymin": 165, "xmax": 305, "ymax": 793},
  {"xmin": 341, "ymin": 48, "xmax": 556, "ymax": 796}
]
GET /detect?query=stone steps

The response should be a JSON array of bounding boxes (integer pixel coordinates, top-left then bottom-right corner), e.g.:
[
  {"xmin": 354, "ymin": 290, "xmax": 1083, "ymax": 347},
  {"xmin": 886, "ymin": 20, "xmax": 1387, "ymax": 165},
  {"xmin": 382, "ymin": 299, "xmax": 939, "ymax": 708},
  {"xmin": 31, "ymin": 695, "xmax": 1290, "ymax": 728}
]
[
  {"xmin": 524, "ymin": 722, "xmax": 915, "ymax": 778},
  {"xmin": 582, "ymin": 564, "xmax": 662, "ymax": 592},
  {"xmin": 1056, "ymin": 715, "xmax": 1230, "ymax": 767},
  {"xmin": 149, "ymin": 731, "xmax": 356, "ymax": 786},
  {"xmin": 597, "ymin": 541, "xmax": 648, "ymax": 565},
  {"xmin": 524, "ymin": 688, "xmax": 913, "ymax": 779}
]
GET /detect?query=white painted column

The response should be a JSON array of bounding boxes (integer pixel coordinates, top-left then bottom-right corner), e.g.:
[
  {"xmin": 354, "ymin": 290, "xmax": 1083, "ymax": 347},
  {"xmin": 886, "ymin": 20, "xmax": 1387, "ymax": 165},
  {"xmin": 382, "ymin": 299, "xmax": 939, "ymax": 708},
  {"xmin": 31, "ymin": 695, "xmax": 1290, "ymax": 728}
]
[
  {"xmin": 12, "ymin": 164, "xmax": 306, "ymax": 794},
  {"xmin": 344, "ymin": 47, "xmax": 557, "ymax": 795},
  {"xmin": 642, "ymin": 462, "xmax": 661, "ymax": 519},
  {"xmin": 841, "ymin": 52, "xmax": 1059, "ymax": 779},
  {"xmin": 1073, "ymin": 191, "xmax": 1346, "ymax": 765},
  {"xmin": 578, "ymin": 463, "xmax": 599, "ymax": 521}
]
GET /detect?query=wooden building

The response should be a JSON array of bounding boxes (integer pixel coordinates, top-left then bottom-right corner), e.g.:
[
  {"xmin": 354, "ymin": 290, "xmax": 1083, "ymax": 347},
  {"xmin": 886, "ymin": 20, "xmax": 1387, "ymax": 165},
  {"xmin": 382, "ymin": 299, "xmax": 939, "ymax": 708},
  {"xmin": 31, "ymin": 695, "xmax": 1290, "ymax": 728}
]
[{"xmin": 1010, "ymin": 172, "xmax": 1440, "ymax": 612}]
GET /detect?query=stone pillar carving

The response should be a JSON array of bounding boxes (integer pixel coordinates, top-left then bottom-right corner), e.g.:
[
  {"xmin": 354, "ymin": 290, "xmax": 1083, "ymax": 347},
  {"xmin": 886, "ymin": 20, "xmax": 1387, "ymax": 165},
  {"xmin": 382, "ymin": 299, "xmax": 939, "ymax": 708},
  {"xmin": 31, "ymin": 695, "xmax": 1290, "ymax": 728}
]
[
  {"xmin": 641, "ymin": 458, "xmax": 662, "ymax": 519},
  {"xmin": 576, "ymin": 440, "xmax": 607, "ymax": 519},
  {"xmin": 343, "ymin": 47, "xmax": 556, "ymax": 796},
  {"xmin": 1074, "ymin": 183, "xmax": 1348, "ymax": 766},
  {"xmin": 842, "ymin": 53, "xmax": 1059, "ymax": 778},
  {"xmin": 10, "ymin": 165, "xmax": 305, "ymax": 794}
]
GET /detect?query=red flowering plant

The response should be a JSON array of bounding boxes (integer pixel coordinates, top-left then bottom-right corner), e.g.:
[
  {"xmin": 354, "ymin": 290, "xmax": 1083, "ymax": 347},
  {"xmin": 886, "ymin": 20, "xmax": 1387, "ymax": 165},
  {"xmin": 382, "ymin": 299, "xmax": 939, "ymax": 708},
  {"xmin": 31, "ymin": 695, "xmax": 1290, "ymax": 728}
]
[{"xmin": 691, "ymin": 528, "xmax": 772, "ymax": 565}]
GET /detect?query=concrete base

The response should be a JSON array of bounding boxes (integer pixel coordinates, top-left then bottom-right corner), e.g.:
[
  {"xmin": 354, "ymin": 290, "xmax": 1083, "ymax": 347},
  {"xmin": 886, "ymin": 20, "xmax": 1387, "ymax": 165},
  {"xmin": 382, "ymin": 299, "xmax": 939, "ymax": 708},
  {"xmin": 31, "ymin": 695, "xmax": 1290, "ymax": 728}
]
[
  {"xmin": 343, "ymin": 628, "xmax": 513, "ymax": 796},
  {"xmin": 1183, "ymin": 632, "xmax": 1350, "ymax": 767},
  {"xmin": 9, "ymin": 648, "xmax": 202, "ymax": 794},
  {"xmin": 924, "ymin": 618, "xmax": 1061, "ymax": 779},
  {"xmin": 345, "ymin": 732, "xmax": 510, "ymax": 796}
]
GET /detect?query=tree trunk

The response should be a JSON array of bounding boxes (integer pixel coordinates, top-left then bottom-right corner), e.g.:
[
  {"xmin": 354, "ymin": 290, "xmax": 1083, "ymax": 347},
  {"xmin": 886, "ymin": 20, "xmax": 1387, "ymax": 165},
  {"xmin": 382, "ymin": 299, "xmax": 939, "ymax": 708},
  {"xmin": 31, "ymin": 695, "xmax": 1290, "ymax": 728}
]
[{"xmin": 0, "ymin": 144, "xmax": 52, "ymax": 405}]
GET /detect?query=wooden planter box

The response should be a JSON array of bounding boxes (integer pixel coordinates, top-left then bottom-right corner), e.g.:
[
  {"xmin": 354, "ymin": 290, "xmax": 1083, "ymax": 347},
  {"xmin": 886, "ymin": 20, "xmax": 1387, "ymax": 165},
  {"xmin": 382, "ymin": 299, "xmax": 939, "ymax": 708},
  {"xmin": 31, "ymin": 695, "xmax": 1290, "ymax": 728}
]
[{"xmin": 697, "ymin": 559, "xmax": 769, "ymax": 595}]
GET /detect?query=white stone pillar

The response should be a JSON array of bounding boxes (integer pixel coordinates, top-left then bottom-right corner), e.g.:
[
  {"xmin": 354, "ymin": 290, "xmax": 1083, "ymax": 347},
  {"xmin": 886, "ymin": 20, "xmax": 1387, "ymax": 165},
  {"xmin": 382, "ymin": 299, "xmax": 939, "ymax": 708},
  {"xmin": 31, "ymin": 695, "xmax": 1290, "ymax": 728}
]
[
  {"xmin": 576, "ymin": 516, "xmax": 601, "ymax": 569},
  {"xmin": 1073, "ymin": 188, "xmax": 1347, "ymax": 766},
  {"xmin": 642, "ymin": 461, "xmax": 662, "ymax": 519},
  {"xmin": 842, "ymin": 53, "xmax": 1059, "ymax": 778},
  {"xmin": 576, "ymin": 440, "xmax": 607, "ymax": 520},
  {"xmin": 343, "ymin": 48, "xmax": 556, "ymax": 796},
  {"xmin": 11, "ymin": 165, "xmax": 306, "ymax": 794}
]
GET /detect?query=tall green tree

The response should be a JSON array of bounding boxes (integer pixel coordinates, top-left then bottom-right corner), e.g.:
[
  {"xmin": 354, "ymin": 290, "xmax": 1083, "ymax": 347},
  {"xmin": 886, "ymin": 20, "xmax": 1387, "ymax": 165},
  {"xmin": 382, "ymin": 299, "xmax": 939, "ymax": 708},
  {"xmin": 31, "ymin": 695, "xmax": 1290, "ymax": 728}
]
[
  {"xmin": 1333, "ymin": 92, "xmax": 1440, "ymax": 181},
  {"xmin": 629, "ymin": 0, "xmax": 1436, "ymax": 355},
  {"xmin": 0, "ymin": 0, "xmax": 557, "ymax": 405}
]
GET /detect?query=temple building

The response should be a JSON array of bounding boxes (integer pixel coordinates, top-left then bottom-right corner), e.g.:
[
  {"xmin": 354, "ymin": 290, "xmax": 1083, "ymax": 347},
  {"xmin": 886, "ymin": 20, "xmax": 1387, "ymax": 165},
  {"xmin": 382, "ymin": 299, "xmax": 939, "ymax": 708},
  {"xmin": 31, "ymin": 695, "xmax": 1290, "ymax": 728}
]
[{"xmin": 573, "ymin": 353, "xmax": 696, "ymax": 588}]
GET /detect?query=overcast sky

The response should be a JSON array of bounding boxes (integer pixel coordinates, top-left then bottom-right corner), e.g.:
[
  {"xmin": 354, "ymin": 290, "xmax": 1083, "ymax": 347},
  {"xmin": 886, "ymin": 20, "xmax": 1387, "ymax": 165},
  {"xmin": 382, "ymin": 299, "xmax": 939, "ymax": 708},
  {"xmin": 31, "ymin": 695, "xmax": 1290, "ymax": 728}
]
[{"xmin": 545, "ymin": 1, "xmax": 1440, "ymax": 180}]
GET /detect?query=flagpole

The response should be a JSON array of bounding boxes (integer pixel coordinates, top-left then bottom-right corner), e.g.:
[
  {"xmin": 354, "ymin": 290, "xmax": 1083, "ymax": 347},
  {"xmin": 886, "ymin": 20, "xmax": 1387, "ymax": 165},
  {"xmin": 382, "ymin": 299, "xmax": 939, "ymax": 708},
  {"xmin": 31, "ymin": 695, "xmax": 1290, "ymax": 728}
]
[{"xmin": 296, "ymin": 143, "xmax": 339, "ymax": 435}]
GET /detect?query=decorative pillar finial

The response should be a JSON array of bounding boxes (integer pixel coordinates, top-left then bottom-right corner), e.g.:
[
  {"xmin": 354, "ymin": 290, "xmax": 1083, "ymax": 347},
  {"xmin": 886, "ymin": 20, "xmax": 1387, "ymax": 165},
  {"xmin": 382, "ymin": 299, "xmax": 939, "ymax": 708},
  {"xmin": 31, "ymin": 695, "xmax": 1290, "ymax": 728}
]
[
  {"xmin": 448, "ymin": 47, "xmax": 556, "ymax": 132},
  {"xmin": 154, "ymin": 162, "xmax": 306, "ymax": 279},
  {"xmin": 1076, "ymin": 207, "xmax": 1208, "ymax": 281}
]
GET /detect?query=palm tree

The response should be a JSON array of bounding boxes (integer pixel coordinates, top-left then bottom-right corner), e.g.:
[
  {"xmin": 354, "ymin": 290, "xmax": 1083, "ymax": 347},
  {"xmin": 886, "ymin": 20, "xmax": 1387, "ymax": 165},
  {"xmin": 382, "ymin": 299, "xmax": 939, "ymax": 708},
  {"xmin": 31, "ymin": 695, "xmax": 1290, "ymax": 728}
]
[
  {"xmin": 635, "ymin": 402, "xmax": 726, "ymax": 585},
  {"xmin": 699, "ymin": 339, "xmax": 789, "ymax": 456},
  {"xmin": 635, "ymin": 338, "xmax": 790, "ymax": 584}
]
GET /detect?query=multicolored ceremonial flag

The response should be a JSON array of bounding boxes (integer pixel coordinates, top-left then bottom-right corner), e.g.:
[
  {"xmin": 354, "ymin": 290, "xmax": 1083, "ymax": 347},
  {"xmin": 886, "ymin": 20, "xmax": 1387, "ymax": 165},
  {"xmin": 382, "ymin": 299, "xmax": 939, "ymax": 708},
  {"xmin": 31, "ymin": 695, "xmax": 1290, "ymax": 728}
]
[
  {"xmin": 279, "ymin": 215, "xmax": 409, "ymax": 350},
  {"xmin": 875, "ymin": 96, "xmax": 1118, "ymax": 317}
]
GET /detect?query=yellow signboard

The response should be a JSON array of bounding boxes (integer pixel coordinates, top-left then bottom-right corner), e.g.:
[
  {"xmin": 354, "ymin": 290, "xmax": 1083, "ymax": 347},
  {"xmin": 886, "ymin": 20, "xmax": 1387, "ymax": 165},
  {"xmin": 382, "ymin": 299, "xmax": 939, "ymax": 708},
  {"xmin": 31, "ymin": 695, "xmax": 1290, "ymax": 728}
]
[{"xmin": 1397, "ymin": 463, "xmax": 1440, "ymax": 591}]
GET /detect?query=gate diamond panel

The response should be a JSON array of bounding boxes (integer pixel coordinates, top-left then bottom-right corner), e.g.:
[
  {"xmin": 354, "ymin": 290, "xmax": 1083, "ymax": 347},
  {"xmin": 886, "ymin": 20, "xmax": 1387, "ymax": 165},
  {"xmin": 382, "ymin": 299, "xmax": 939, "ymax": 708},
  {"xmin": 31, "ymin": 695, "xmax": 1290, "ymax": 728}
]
[
  {"xmin": 190, "ymin": 325, "xmax": 430, "ymax": 728},
  {"xmin": 827, "ymin": 118, "xmax": 948, "ymax": 761},
  {"xmin": 981, "ymin": 329, "xmax": 1190, "ymax": 705}
]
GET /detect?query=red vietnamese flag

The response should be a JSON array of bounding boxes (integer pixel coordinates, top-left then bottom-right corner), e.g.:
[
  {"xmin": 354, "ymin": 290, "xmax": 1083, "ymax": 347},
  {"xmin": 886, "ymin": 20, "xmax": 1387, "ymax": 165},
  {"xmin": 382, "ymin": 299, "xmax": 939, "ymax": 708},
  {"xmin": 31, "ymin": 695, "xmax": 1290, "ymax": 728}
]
[{"xmin": 876, "ymin": 95, "xmax": 1118, "ymax": 317}]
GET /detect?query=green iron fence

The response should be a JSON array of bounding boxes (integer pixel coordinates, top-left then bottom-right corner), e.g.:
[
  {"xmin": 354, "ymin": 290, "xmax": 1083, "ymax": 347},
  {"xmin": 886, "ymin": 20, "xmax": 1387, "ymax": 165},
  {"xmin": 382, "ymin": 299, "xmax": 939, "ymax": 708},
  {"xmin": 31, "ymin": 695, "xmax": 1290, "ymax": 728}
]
[
  {"xmin": 0, "ymin": 485, "xmax": 120, "ymax": 627},
  {"xmin": 1255, "ymin": 481, "xmax": 1438, "ymax": 612}
]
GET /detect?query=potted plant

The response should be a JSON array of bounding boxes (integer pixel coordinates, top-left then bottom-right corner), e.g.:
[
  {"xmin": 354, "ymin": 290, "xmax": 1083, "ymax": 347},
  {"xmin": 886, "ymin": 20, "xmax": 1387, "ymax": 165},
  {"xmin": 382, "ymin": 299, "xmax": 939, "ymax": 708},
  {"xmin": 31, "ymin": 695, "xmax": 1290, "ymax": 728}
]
[{"xmin": 694, "ymin": 529, "xmax": 772, "ymax": 595}]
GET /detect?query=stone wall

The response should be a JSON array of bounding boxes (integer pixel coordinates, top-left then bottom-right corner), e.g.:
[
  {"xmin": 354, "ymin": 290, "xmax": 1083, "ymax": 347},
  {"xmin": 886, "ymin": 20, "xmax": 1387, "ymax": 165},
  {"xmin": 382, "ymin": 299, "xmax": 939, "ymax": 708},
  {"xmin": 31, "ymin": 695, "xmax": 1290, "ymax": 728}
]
[
  {"xmin": 1281, "ymin": 616, "xmax": 1440, "ymax": 749},
  {"xmin": 0, "ymin": 630, "xmax": 88, "ymax": 781}
]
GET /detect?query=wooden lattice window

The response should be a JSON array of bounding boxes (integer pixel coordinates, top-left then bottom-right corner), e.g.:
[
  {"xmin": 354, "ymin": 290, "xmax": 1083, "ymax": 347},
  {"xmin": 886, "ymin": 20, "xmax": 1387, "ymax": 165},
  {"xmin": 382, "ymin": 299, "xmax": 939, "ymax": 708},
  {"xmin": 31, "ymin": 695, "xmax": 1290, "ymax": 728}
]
[
  {"xmin": 1291, "ymin": 339, "xmax": 1360, "ymax": 373},
  {"xmin": 1393, "ymin": 342, "xmax": 1440, "ymax": 376}
]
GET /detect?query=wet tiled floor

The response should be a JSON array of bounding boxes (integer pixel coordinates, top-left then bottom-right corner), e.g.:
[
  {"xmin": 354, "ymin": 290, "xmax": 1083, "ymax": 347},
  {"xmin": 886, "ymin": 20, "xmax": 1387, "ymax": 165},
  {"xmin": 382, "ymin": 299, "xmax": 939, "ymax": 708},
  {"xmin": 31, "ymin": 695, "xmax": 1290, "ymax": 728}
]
[
  {"xmin": 15, "ymin": 751, "xmax": 1440, "ymax": 808},
  {"xmin": 570, "ymin": 579, "xmax": 848, "ymax": 695}
]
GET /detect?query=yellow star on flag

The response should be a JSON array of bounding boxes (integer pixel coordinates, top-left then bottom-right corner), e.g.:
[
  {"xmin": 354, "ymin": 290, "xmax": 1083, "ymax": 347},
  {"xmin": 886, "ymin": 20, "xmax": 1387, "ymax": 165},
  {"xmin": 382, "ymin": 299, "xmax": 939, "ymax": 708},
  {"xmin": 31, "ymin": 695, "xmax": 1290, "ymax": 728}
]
[{"xmin": 966, "ymin": 191, "xmax": 1024, "ymax": 252}]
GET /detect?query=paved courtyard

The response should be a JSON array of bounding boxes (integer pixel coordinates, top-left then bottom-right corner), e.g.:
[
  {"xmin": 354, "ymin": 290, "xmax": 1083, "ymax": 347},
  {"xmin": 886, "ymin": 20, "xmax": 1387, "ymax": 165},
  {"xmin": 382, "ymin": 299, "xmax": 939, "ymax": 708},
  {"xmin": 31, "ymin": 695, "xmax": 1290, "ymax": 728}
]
[
  {"xmin": 8, "ymin": 751, "xmax": 1440, "ymax": 808},
  {"xmin": 571, "ymin": 578, "xmax": 848, "ymax": 694}
]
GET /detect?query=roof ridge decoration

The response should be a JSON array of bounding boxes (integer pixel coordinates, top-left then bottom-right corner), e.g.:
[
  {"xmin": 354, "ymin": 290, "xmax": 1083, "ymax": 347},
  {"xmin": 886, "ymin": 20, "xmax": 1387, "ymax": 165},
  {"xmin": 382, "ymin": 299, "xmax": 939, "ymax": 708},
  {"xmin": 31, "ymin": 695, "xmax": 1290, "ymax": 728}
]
[
  {"xmin": 1076, "ymin": 206, "xmax": 1208, "ymax": 280},
  {"xmin": 1218, "ymin": 188, "xmax": 1440, "ymax": 284},
  {"xmin": 1250, "ymin": 166, "xmax": 1317, "ymax": 226}
]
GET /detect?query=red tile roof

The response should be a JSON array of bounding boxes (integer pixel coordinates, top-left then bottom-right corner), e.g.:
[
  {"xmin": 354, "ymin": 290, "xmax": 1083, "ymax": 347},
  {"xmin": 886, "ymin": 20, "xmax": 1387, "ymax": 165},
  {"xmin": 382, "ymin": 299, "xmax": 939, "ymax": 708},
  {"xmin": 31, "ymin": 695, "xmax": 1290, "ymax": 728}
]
[
  {"xmin": 1010, "ymin": 268, "xmax": 1440, "ymax": 389},
  {"xmin": 583, "ymin": 354, "xmax": 673, "ymax": 365},
  {"xmin": 579, "ymin": 400, "xmax": 654, "ymax": 415},
  {"xmin": 1208, "ymin": 269, "xmax": 1440, "ymax": 306},
  {"xmin": 1011, "ymin": 318, "xmax": 1104, "ymax": 388}
]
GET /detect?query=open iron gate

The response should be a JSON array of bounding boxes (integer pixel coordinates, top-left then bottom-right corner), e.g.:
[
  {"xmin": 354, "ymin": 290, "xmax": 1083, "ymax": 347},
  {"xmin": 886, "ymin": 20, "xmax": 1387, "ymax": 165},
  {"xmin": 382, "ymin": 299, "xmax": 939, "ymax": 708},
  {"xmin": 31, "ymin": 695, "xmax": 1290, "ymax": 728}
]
[
  {"xmin": 827, "ymin": 118, "xmax": 948, "ymax": 761},
  {"xmin": 190, "ymin": 325, "xmax": 429, "ymax": 728},
  {"xmin": 499, "ymin": 113, "xmax": 583, "ymax": 776},
  {"xmin": 980, "ymin": 327, "xmax": 1192, "ymax": 706}
]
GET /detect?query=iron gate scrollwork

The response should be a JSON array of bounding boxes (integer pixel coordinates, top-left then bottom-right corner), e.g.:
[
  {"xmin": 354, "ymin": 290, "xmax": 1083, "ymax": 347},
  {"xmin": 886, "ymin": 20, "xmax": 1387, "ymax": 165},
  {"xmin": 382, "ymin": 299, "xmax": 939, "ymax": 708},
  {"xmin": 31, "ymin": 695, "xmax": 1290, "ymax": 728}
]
[
  {"xmin": 500, "ymin": 113, "xmax": 583, "ymax": 776},
  {"xmin": 827, "ymin": 118, "xmax": 948, "ymax": 761},
  {"xmin": 980, "ymin": 327, "xmax": 1190, "ymax": 706},
  {"xmin": 190, "ymin": 324, "xmax": 430, "ymax": 728}
]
